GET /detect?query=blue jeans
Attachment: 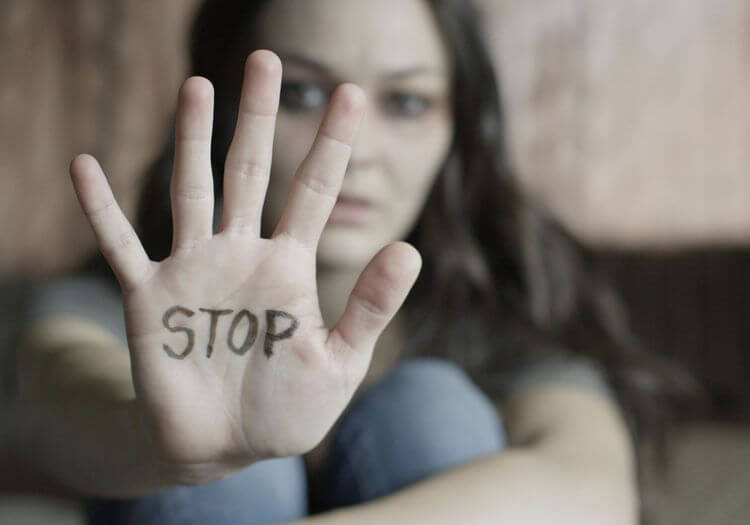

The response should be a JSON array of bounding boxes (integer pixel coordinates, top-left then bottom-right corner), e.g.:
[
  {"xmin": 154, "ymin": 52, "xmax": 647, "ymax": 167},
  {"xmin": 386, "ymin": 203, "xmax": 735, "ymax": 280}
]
[{"xmin": 87, "ymin": 357, "xmax": 506, "ymax": 524}]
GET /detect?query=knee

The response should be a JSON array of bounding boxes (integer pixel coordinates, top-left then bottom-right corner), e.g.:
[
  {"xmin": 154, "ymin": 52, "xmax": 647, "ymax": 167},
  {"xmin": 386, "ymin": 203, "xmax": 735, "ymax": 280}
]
[
  {"xmin": 324, "ymin": 357, "xmax": 505, "ymax": 505},
  {"xmin": 88, "ymin": 456, "xmax": 308, "ymax": 525},
  {"xmin": 375, "ymin": 357, "xmax": 506, "ymax": 455}
]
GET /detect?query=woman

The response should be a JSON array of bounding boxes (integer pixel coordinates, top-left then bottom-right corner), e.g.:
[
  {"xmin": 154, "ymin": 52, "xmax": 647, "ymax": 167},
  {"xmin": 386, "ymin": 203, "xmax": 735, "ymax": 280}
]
[{"xmin": 7, "ymin": 0, "xmax": 693, "ymax": 523}]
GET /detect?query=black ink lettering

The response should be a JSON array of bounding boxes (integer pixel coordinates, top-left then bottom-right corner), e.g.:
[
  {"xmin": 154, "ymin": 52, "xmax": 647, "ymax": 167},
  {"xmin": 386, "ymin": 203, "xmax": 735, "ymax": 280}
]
[
  {"xmin": 264, "ymin": 310, "xmax": 299, "ymax": 358},
  {"xmin": 199, "ymin": 308, "xmax": 233, "ymax": 358},
  {"xmin": 162, "ymin": 305, "xmax": 196, "ymax": 359},
  {"xmin": 227, "ymin": 309, "xmax": 259, "ymax": 356}
]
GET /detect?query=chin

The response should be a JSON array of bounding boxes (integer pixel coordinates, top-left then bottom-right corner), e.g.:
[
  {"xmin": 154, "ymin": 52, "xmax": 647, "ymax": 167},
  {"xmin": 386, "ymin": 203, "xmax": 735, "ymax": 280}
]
[{"xmin": 316, "ymin": 227, "xmax": 388, "ymax": 271}]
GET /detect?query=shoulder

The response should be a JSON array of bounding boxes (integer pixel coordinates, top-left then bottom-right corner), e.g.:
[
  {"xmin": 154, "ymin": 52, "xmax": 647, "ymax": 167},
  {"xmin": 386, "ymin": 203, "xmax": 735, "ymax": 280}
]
[{"xmin": 24, "ymin": 273, "xmax": 127, "ymax": 346}]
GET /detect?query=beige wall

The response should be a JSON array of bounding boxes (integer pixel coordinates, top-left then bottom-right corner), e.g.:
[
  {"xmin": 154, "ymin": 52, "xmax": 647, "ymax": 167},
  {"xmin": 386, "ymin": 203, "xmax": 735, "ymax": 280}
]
[
  {"xmin": 0, "ymin": 0, "xmax": 200, "ymax": 275},
  {"xmin": 481, "ymin": 0, "xmax": 750, "ymax": 249},
  {"xmin": 2, "ymin": 0, "xmax": 749, "ymax": 277}
]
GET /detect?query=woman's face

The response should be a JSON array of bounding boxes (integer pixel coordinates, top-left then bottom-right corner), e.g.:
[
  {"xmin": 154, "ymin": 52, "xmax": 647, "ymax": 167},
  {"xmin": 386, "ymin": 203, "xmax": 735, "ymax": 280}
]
[{"xmin": 253, "ymin": 0, "xmax": 454, "ymax": 269}]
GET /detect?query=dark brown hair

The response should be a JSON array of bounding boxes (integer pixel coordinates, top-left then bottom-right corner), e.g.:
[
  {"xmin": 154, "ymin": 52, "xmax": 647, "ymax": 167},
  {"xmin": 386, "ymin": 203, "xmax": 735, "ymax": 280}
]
[{"xmin": 135, "ymin": 0, "xmax": 702, "ymax": 500}]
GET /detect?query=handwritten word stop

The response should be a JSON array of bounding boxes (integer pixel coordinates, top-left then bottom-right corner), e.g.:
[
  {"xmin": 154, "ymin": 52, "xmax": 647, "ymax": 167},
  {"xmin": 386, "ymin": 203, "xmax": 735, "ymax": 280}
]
[{"xmin": 161, "ymin": 306, "xmax": 299, "ymax": 360}]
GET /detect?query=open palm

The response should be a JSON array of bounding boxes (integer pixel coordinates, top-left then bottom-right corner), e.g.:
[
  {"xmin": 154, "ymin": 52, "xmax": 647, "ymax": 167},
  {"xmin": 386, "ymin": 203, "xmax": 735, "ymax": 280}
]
[{"xmin": 69, "ymin": 50, "xmax": 421, "ymax": 477}]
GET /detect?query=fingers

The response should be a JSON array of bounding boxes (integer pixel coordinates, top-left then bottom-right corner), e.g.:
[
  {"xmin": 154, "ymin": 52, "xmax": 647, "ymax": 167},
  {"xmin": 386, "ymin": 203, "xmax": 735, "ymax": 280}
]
[
  {"xmin": 70, "ymin": 154, "xmax": 152, "ymax": 291},
  {"xmin": 171, "ymin": 77, "xmax": 215, "ymax": 252},
  {"xmin": 220, "ymin": 50, "xmax": 281, "ymax": 235},
  {"xmin": 273, "ymin": 83, "xmax": 365, "ymax": 249},
  {"xmin": 329, "ymin": 242, "xmax": 422, "ymax": 366}
]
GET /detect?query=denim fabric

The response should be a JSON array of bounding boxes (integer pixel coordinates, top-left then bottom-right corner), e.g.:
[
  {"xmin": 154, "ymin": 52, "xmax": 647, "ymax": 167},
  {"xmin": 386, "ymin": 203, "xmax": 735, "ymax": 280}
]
[
  {"xmin": 86, "ymin": 357, "xmax": 506, "ymax": 524},
  {"xmin": 312, "ymin": 356, "xmax": 506, "ymax": 512},
  {"xmin": 86, "ymin": 456, "xmax": 308, "ymax": 525}
]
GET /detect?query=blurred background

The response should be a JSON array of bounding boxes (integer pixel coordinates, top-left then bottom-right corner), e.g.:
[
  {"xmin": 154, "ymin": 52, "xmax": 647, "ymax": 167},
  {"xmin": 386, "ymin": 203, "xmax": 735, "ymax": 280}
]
[{"xmin": 0, "ymin": 0, "xmax": 748, "ymax": 523}]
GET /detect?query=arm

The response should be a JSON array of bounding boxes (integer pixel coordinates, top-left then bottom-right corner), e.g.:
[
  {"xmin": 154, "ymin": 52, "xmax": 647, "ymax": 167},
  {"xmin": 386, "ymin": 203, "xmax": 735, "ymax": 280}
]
[
  {"xmin": 295, "ymin": 386, "xmax": 638, "ymax": 525},
  {"xmin": 3, "ymin": 315, "xmax": 169, "ymax": 498},
  {"xmin": 2, "ymin": 51, "xmax": 419, "ymax": 500}
]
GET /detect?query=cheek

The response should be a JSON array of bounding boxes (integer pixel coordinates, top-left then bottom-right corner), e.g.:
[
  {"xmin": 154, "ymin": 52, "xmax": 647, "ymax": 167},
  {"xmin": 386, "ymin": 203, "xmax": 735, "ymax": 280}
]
[
  {"xmin": 384, "ymin": 119, "xmax": 453, "ymax": 226},
  {"xmin": 263, "ymin": 114, "xmax": 319, "ymax": 233}
]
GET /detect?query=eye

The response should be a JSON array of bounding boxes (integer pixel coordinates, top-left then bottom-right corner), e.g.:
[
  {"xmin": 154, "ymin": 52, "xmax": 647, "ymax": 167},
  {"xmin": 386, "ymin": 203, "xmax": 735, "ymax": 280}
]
[
  {"xmin": 381, "ymin": 92, "xmax": 433, "ymax": 118},
  {"xmin": 279, "ymin": 81, "xmax": 329, "ymax": 112}
]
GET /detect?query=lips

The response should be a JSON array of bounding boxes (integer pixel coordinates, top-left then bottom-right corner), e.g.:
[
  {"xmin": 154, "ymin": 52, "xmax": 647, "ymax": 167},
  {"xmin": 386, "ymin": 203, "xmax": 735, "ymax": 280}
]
[{"xmin": 328, "ymin": 195, "xmax": 373, "ymax": 225}]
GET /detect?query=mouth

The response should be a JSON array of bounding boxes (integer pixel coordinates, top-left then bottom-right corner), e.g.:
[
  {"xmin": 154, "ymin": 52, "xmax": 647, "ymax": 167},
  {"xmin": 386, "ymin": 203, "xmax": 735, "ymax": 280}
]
[{"xmin": 328, "ymin": 195, "xmax": 373, "ymax": 226}]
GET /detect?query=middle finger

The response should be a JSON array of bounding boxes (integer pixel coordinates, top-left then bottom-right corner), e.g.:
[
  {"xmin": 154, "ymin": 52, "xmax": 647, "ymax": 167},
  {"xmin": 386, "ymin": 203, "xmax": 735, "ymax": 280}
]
[{"xmin": 220, "ymin": 50, "xmax": 282, "ymax": 236}]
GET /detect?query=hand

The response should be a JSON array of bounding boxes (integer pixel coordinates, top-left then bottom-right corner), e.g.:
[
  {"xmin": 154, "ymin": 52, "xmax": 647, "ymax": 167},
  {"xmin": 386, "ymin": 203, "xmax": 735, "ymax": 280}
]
[{"xmin": 69, "ymin": 50, "xmax": 421, "ymax": 480}]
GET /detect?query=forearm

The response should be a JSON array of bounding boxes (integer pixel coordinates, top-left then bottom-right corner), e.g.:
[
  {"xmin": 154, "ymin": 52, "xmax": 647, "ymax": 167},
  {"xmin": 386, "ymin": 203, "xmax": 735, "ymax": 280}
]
[
  {"xmin": 296, "ymin": 447, "xmax": 638, "ymax": 525},
  {"xmin": 3, "ymin": 319, "xmax": 185, "ymax": 498},
  {"xmin": 5, "ymin": 337, "xmax": 165, "ymax": 497},
  {"xmin": 299, "ymin": 385, "xmax": 639, "ymax": 525}
]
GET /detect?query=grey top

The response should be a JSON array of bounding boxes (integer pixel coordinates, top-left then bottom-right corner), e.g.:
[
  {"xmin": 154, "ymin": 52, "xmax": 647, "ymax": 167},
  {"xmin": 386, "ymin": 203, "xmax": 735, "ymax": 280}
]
[
  {"xmin": 26, "ymin": 276, "xmax": 127, "ymax": 343},
  {"xmin": 23, "ymin": 275, "xmax": 613, "ymax": 400}
]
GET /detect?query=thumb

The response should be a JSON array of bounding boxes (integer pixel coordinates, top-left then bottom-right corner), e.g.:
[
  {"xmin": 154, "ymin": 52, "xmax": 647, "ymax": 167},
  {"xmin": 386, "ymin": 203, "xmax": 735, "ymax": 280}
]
[{"xmin": 329, "ymin": 242, "xmax": 422, "ymax": 367}]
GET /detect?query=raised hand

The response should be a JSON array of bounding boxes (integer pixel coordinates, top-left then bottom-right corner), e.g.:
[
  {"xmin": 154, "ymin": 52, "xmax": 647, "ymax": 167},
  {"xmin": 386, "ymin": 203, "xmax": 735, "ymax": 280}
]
[{"xmin": 69, "ymin": 50, "xmax": 421, "ymax": 480}]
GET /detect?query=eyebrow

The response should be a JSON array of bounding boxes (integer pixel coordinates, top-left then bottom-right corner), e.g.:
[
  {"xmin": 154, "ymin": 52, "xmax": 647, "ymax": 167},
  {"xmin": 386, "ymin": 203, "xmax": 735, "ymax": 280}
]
[{"xmin": 277, "ymin": 52, "xmax": 446, "ymax": 80}]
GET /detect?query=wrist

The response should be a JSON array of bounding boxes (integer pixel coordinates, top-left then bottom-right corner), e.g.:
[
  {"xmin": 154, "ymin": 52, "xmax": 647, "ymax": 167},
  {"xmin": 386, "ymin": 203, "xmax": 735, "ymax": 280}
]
[{"xmin": 128, "ymin": 400, "xmax": 260, "ymax": 487}]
